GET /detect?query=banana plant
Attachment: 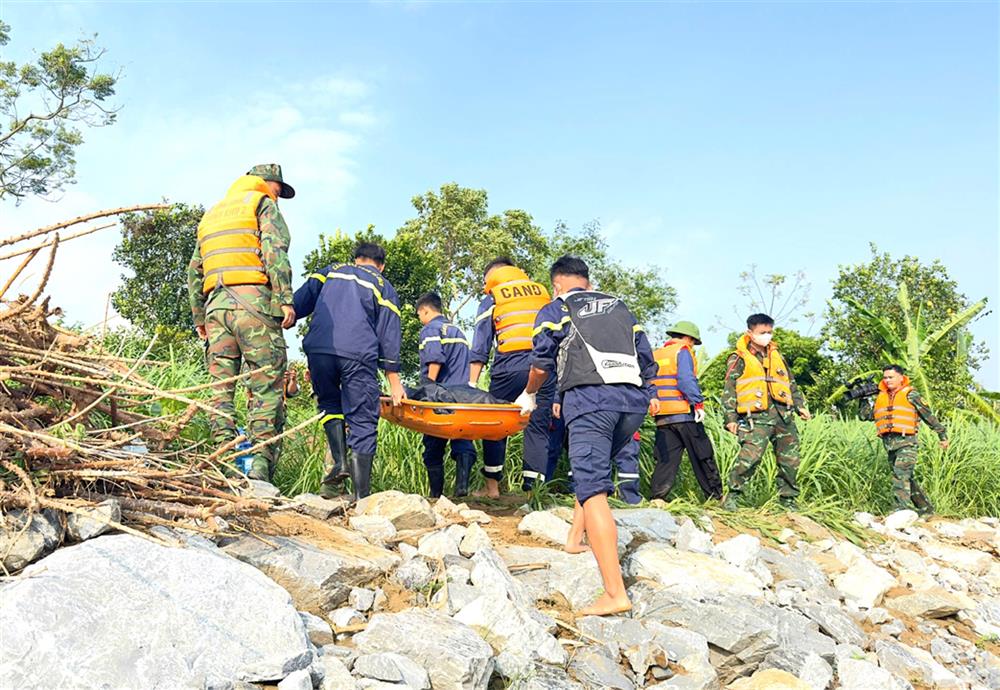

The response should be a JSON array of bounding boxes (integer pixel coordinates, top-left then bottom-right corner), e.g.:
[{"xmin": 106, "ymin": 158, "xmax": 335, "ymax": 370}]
[{"xmin": 827, "ymin": 283, "xmax": 989, "ymax": 414}]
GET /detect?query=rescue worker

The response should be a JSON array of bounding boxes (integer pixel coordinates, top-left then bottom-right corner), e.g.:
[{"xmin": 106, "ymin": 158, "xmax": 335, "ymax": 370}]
[
  {"xmin": 650, "ymin": 321, "xmax": 723, "ymax": 500},
  {"xmin": 415, "ymin": 292, "xmax": 477, "ymax": 498},
  {"xmin": 187, "ymin": 163, "xmax": 296, "ymax": 482},
  {"xmin": 553, "ymin": 404, "xmax": 642, "ymax": 504},
  {"xmin": 722, "ymin": 313, "xmax": 811, "ymax": 508},
  {"xmin": 860, "ymin": 364, "xmax": 948, "ymax": 513},
  {"xmin": 469, "ymin": 257, "xmax": 555, "ymax": 497},
  {"xmin": 292, "ymin": 242, "xmax": 405, "ymax": 501},
  {"xmin": 524, "ymin": 255, "xmax": 659, "ymax": 616}
]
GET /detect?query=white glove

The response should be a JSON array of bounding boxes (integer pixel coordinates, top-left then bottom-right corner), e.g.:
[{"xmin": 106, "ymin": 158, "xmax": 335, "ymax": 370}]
[
  {"xmin": 694, "ymin": 407, "xmax": 706, "ymax": 424},
  {"xmin": 468, "ymin": 381, "xmax": 479, "ymax": 388},
  {"xmin": 515, "ymin": 390, "xmax": 537, "ymax": 416}
]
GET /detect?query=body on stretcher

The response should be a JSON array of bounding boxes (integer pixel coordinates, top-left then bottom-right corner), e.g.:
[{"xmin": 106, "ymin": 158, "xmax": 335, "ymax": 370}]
[{"xmin": 379, "ymin": 396, "xmax": 529, "ymax": 441}]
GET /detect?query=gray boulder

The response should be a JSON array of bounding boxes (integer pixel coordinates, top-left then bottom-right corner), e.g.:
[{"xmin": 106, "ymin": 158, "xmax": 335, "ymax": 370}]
[
  {"xmin": 796, "ymin": 602, "xmax": 867, "ymax": 647},
  {"xmin": 626, "ymin": 543, "xmax": 766, "ymax": 598},
  {"xmin": 354, "ymin": 609, "xmax": 494, "ymax": 690},
  {"xmin": 0, "ymin": 534, "xmax": 312, "ymax": 688},
  {"xmin": 223, "ymin": 533, "xmax": 398, "ymax": 614},
  {"xmin": 318, "ymin": 655, "xmax": 356, "ymax": 690},
  {"xmin": 517, "ymin": 510, "xmax": 571, "ymax": 545},
  {"xmin": 0, "ymin": 509, "xmax": 63, "ymax": 572},
  {"xmin": 612, "ymin": 508, "xmax": 678, "ymax": 547},
  {"xmin": 354, "ymin": 490, "xmax": 436, "ymax": 530},
  {"xmin": 498, "ymin": 544, "xmax": 605, "ymax": 609},
  {"xmin": 506, "ymin": 664, "xmax": 584, "ymax": 689},
  {"xmin": 568, "ymin": 646, "xmax": 636, "ymax": 689},
  {"xmin": 353, "ymin": 652, "xmax": 430, "ymax": 689}
]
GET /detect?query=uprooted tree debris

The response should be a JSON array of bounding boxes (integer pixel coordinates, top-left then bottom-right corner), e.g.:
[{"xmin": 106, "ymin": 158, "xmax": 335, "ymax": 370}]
[{"xmin": 0, "ymin": 205, "xmax": 281, "ymax": 568}]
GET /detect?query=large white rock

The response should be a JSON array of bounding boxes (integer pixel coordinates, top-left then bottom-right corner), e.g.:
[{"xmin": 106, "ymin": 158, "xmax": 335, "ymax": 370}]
[
  {"xmin": 459, "ymin": 522, "xmax": 493, "ymax": 557},
  {"xmin": 348, "ymin": 515, "xmax": 397, "ymax": 544},
  {"xmin": 834, "ymin": 557, "xmax": 896, "ymax": 609},
  {"xmin": 876, "ymin": 639, "xmax": 964, "ymax": 689},
  {"xmin": 674, "ymin": 518, "xmax": 714, "ymax": 554},
  {"xmin": 728, "ymin": 669, "xmax": 811, "ymax": 689},
  {"xmin": 0, "ymin": 534, "xmax": 312, "ymax": 688},
  {"xmin": 887, "ymin": 588, "xmax": 969, "ymax": 619},
  {"xmin": 354, "ymin": 609, "xmax": 494, "ymax": 690},
  {"xmin": 922, "ymin": 539, "xmax": 994, "ymax": 575},
  {"xmin": 497, "ymin": 544, "xmax": 604, "ymax": 610},
  {"xmin": 517, "ymin": 510, "xmax": 571, "ymax": 546},
  {"xmin": 836, "ymin": 658, "xmax": 907, "ymax": 690},
  {"xmin": 627, "ymin": 543, "xmax": 766, "ymax": 598},
  {"xmin": 354, "ymin": 491, "xmax": 436, "ymax": 531},
  {"xmin": 418, "ymin": 524, "xmax": 466, "ymax": 559},
  {"xmin": 66, "ymin": 499, "xmax": 121, "ymax": 542}
]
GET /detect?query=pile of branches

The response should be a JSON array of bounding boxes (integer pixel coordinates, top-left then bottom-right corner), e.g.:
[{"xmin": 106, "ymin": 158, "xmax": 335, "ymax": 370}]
[{"xmin": 0, "ymin": 206, "xmax": 271, "ymax": 540}]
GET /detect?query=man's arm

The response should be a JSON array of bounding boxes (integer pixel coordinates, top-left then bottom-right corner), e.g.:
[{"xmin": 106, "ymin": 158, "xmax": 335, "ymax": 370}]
[
  {"xmin": 419, "ymin": 325, "xmax": 445, "ymax": 383},
  {"xmin": 292, "ymin": 267, "xmax": 327, "ymax": 321},
  {"xmin": 376, "ymin": 282, "xmax": 404, "ymax": 404},
  {"xmin": 722, "ymin": 354, "xmax": 742, "ymax": 431},
  {"xmin": 258, "ymin": 198, "xmax": 295, "ymax": 327},
  {"xmin": 675, "ymin": 348, "xmax": 704, "ymax": 405},
  {"xmin": 187, "ymin": 244, "xmax": 207, "ymax": 339},
  {"xmin": 909, "ymin": 390, "xmax": 948, "ymax": 445},
  {"xmin": 468, "ymin": 297, "xmax": 495, "ymax": 384}
]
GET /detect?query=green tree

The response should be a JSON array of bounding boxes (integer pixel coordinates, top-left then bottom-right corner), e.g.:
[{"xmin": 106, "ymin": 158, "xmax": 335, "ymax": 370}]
[
  {"xmin": 546, "ymin": 220, "xmax": 677, "ymax": 339},
  {"xmin": 699, "ymin": 327, "xmax": 837, "ymax": 406},
  {"xmin": 823, "ymin": 244, "xmax": 989, "ymax": 411},
  {"xmin": 111, "ymin": 203, "xmax": 204, "ymax": 339},
  {"xmin": 0, "ymin": 22, "xmax": 119, "ymax": 202},
  {"xmin": 301, "ymin": 227, "xmax": 438, "ymax": 377},
  {"xmin": 396, "ymin": 183, "xmax": 550, "ymax": 316}
]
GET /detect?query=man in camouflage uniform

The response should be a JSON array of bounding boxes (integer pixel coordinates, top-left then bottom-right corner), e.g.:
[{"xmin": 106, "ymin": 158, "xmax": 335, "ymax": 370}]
[
  {"xmin": 860, "ymin": 364, "xmax": 948, "ymax": 513},
  {"xmin": 187, "ymin": 164, "xmax": 297, "ymax": 481},
  {"xmin": 722, "ymin": 313, "xmax": 811, "ymax": 507}
]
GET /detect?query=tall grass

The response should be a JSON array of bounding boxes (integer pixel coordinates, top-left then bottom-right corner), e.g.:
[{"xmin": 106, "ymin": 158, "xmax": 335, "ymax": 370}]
[{"xmin": 97, "ymin": 331, "xmax": 1000, "ymax": 520}]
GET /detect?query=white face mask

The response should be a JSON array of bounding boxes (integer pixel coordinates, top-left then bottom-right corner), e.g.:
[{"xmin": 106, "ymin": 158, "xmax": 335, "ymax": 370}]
[{"xmin": 750, "ymin": 332, "xmax": 773, "ymax": 347}]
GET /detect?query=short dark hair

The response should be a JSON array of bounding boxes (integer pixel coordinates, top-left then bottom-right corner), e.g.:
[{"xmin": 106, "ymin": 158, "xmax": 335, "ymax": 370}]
[
  {"xmin": 746, "ymin": 313, "xmax": 774, "ymax": 329},
  {"xmin": 883, "ymin": 364, "xmax": 906, "ymax": 375},
  {"xmin": 550, "ymin": 255, "xmax": 589, "ymax": 281},
  {"xmin": 483, "ymin": 256, "xmax": 513, "ymax": 277},
  {"xmin": 353, "ymin": 241, "xmax": 386, "ymax": 264},
  {"xmin": 416, "ymin": 292, "xmax": 443, "ymax": 313}
]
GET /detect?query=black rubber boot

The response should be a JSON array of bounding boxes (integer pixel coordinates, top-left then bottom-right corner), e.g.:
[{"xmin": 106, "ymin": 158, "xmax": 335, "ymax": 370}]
[
  {"xmin": 454, "ymin": 453, "xmax": 475, "ymax": 497},
  {"xmin": 349, "ymin": 451, "xmax": 374, "ymax": 501},
  {"xmin": 426, "ymin": 465, "xmax": 444, "ymax": 499},
  {"xmin": 320, "ymin": 419, "xmax": 349, "ymax": 498}
]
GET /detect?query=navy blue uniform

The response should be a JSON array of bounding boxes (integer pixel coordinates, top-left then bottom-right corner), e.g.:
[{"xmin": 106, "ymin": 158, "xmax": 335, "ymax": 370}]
[
  {"xmin": 470, "ymin": 294, "xmax": 555, "ymax": 487},
  {"xmin": 419, "ymin": 316, "xmax": 474, "ymax": 469},
  {"xmin": 294, "ymin": 263, "xmax": 402, "ymax": 456},
  {"xmin": 554, "ymin": 418, "xmax": 642, "ymax": 504},
  {"xmin": 532, "ymin": 289, "xmax": 656, "ymax": 503}
]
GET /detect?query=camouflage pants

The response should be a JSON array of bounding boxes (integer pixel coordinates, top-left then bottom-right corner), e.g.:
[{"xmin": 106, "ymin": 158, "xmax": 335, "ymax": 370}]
[
  {"xmin": 884, "ymin": 438, "xmax": 930, "ymax": 511},
  {"xmin": 205, "ymin": 309, "xmax": 287, "ymax": 476},
  {"xmin": 730, "ymin": 417, "xmax": 800, "ymax": 498}
]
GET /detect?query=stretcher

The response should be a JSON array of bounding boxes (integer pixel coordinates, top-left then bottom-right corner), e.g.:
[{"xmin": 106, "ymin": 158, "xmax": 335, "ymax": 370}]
[{"xmin": 379, "ymin": 396, "xmax": 528, "ymax": 441}]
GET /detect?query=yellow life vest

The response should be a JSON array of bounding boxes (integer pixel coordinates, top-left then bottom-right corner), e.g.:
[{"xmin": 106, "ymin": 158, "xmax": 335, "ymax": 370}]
[
  {"xmin": 733, "ymin": 334, "xmax": 793, "ymax": 413},
  {"xmin": 486, "ymin": 266, "xmax": 550, "ymax": 353},
  {"xmin": 196, "ymin": 175, "xmax": 275, "ymax": 294},
  {"xmin": 874, "ymin": 378, "xmax": 918, "ymax": 436},
  {"xmin": 652, "ymin": 340, "xmax": 699, "ymax": 415}
]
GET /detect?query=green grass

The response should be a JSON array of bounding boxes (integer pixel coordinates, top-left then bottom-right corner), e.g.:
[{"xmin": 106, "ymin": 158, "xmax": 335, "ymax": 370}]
[{"xmin": 96, "ymin": 331, "xmax": 1000, "ymax": 524}]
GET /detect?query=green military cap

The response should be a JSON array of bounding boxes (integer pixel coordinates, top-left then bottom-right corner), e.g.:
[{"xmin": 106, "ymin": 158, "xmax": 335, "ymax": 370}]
[
  {"xmin": 247, "ymin": 163, "xmax": 295, "ymax": 199},
  {"xmin": 667, "ymin": 320, "xmax": 702, "ymax": 344}
]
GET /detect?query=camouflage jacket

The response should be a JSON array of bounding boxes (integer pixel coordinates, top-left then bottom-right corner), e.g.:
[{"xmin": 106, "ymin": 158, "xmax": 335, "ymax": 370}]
[
  {"xmin": 859, "ymin": 389, "xmax": 947, "ymax": 442},
  {"xmin": 187, "ymin": 197, "xmax": 293, "ymax": 327},
  {"xmin": 722, "ymin": 349, "xmax": 807, "ymax": 426}
]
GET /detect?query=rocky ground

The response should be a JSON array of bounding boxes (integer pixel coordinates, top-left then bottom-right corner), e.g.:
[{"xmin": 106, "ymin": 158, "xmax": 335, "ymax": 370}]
[{"xmin": 2, "ymin": 487, "xmax": 999, "ymax": 690}]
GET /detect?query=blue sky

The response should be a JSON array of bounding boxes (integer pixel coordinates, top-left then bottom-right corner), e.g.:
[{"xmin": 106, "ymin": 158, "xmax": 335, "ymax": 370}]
[{"xmin": 3, "ymin": 1, "xmax": 998, "ymax": 387}]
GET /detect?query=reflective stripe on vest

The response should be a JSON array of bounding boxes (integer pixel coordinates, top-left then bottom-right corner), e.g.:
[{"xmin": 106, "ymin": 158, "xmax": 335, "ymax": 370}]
[
  {"xmin": 197, "ymin": 175, "xmax": 273, "ymax": 293},
  {"xmin": 733, "ymin": 334, "xmax": 792, "ymax": 413},
  {"xmin": 652, "ymin": 341, "xmax": 699, "ymax": 415},
  {"xmin": 486, "ymin": 266, "xmax": 550, "ymax": 353},
  {"xmin": 874, "ymin": 384, "xmax": 918, "ymax": 435}
]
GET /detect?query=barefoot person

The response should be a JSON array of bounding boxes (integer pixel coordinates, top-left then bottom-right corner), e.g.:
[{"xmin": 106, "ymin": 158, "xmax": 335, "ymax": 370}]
[{"xmin": 521, "ymin": 256, "xmax": 659, "ymax": 615}]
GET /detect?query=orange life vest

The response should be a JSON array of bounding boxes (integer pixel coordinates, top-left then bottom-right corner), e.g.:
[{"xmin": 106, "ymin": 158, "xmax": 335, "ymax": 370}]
[
  {"xmin": 652, "ymin": 340, "xmax": 699, "ymax": 415},
  {"xmin": 486, "ymin": 266, "xmax": 550, "ymax": 353},
  {"xmin": 873, "ymin": 378, "xmax": 918, "ymax": 436},
  {"xmin": 196, "ymin": 175, "xmax": 275, "ymax": 293},
  {"xmin": 733, "ymin": 334, "xmax": 793, "ymax": 413}
]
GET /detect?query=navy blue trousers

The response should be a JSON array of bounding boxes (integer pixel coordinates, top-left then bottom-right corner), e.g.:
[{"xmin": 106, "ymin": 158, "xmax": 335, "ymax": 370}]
[
  {"xmin": 567, "ymin": 410, "xmax": 646, "ymax": 504},
  {"xmin": 307, "ymin": 353, "xmax": 379, "ymax": 456},
  {"xmin": 423, "ymin": 435, "xmax": 475, "ymax": 470},
  {"xmin": 481, "ymin": 368, "xmax": 555, "ymax": 488}
]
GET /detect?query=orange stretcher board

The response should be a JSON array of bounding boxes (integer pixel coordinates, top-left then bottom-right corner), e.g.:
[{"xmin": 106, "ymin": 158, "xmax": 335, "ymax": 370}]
[{"xmin": 379, "ymin": 396, "xmax": 529, "ymax": 441}]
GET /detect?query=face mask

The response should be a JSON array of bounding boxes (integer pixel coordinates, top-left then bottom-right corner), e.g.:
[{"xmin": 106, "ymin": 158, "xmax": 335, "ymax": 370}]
[{"xmin": 750, "ymin": 333, "xmax": 773, "ymax": 347}]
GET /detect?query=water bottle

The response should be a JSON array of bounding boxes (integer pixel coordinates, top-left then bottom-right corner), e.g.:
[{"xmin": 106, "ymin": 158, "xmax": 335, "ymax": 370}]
[{"xmin": 234, "ymin": 427, "xmax": 253, "ymax": 475}]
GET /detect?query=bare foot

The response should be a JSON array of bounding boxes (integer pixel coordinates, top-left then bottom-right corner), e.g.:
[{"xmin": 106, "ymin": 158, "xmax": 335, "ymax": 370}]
[
  {"xmin": 564, "ymin": 541, "xmax": 591, "ymax": 554},
  {"xmin": 471, "ymin": 487, "xmax": 500, "ymax": 499},
  {"xmin": 577, "ymin": 593, "xmax": 632, "ymax": 617}
]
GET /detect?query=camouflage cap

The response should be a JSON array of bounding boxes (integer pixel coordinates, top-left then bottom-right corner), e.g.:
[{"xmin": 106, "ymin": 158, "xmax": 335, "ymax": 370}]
[
  {"xmin": 247, "ymin": 163, "xmax": 295, "ymax": 199},
  {"xmin": 667, "ymin": 320, "xmax": 702, "ymax": 345}
]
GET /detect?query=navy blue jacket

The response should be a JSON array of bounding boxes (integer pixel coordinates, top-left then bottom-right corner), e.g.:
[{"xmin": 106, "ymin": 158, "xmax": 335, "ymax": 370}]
[
  {"xmin": 419, "ymin": 315, "xmax": 471, "ymax": 385},
  {"xmin": 531, "ymin": 288, "xmax": 657, "ymax": 425},
  {"xmin": 293, "ymin": 263, "xmax": 402, "ymax": 372},
  {"xmin": 470, "ymin": 294, "xmax": 533, "ymax": 376}
]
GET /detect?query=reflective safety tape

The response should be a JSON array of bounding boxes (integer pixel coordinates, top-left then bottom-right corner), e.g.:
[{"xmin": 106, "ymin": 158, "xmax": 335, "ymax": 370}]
[
  {"xmin": 197, "ymin": 226, "xmax": 259, "ymax": 244},
  {"xmin": 327, "ymin": 271, "xmax": 401, "ymax": 317},
  {"xmin": 617, "ymin": 473, "xmax": 640, "ymax": 479},
  {"xmin": 522, "ymin": 470, "xmax": 544, "ymax": 481},
  {"xmin": 532, "ymin": 315, "xmax": 571, "ymax": 336},
  {"xmin": 475, "ymin": 307, "xmax": 495, "ymax": 323},
  {"xmin": 483, "ymin": 464, "xmax": 504, "ymax": 473},
  {"xmin": 320, "ymin": 413, "xmax": 344, "ymax": 425},
  {"xmin": 419, "ymin": 335, "xmax": 471, "ymax": 350},
  {"xmin": 309, "ymin": 272, "xmax": 328, "ymax": 283}
]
